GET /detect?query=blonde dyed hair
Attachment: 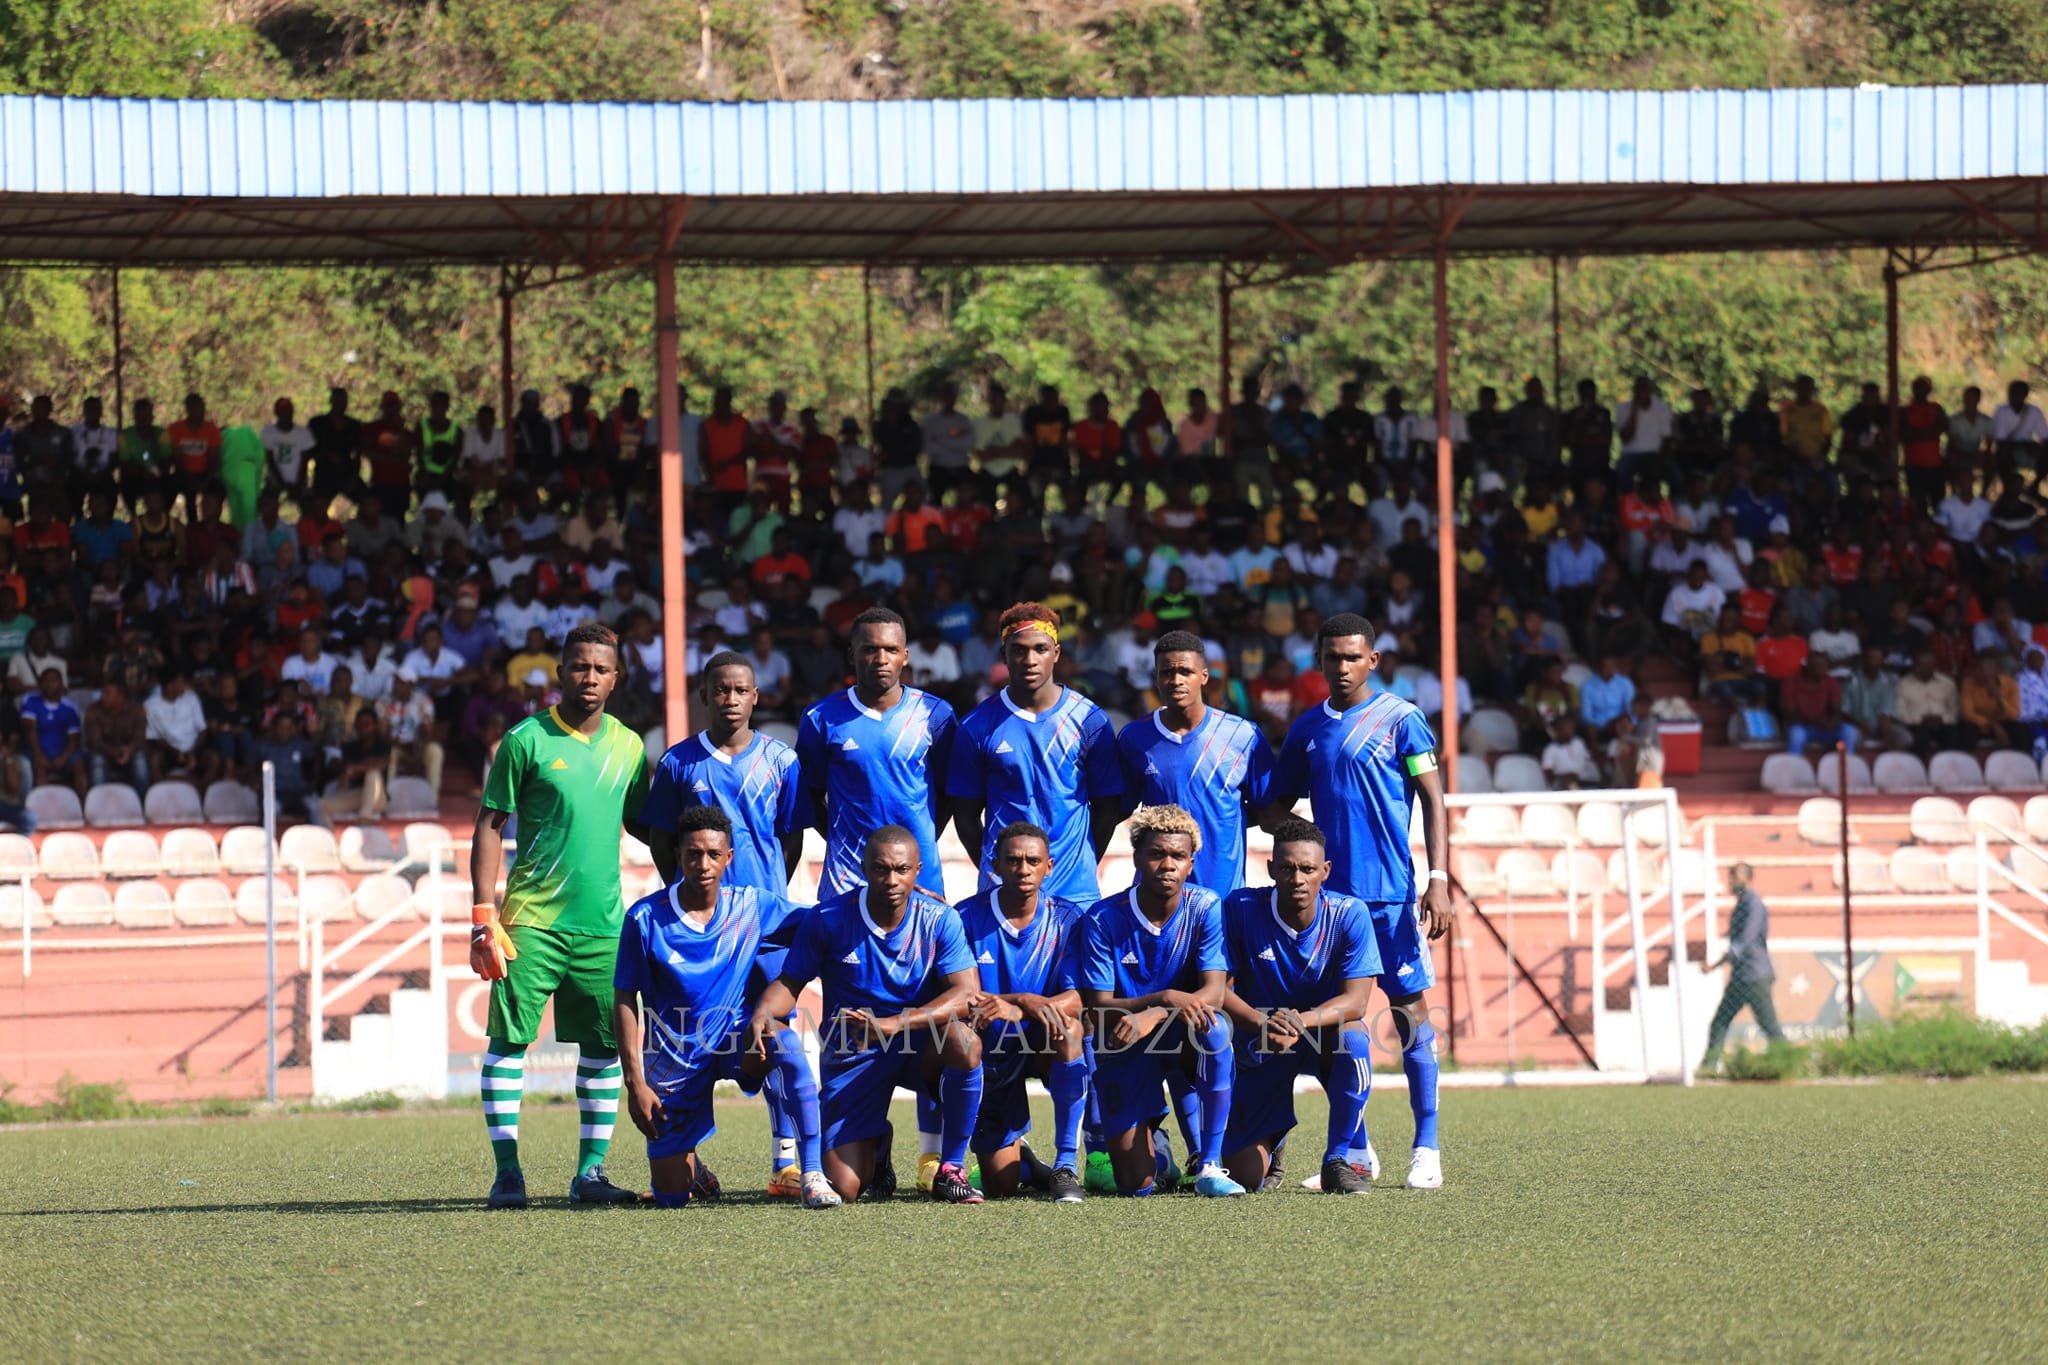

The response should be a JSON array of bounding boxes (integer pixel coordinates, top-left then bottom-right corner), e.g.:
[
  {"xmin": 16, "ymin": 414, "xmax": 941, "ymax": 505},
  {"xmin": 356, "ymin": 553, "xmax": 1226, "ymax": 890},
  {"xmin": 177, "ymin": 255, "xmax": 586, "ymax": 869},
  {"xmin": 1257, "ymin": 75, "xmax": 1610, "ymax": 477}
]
[{"xmin": 1128, "ymin": 803, "xmax": 1203, "ymax": 855}]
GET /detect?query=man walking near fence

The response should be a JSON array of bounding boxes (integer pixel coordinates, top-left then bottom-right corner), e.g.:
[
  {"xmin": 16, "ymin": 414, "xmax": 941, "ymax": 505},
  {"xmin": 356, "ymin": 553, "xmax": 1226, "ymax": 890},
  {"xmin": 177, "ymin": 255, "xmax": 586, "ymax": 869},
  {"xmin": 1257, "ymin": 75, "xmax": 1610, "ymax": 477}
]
[{"xmin": 1700, "ymin": 862, "xmax": 1786, "ymax": 1072}]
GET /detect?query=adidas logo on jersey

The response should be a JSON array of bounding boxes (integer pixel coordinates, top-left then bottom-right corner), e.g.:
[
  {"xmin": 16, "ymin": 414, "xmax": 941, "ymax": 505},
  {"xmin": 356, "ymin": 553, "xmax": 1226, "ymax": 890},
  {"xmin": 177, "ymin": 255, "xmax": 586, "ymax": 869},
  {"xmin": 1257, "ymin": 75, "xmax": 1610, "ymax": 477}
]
[
  {"xmin": 840, "ymin": 737, "xmax": 860, "ymax": 751},
  {"xmin": 976, "ymin": 950, "xmax": 995, "ymax": 964},
  {"xmin": 994, "ymin": 740, "xmax": 1015, "ymax": 754},
  {"xmin": 550, "ymin": 757, "xmax": 570, "ymax": 769},
  {"xmin": 1143, "ymin": 759, "xmax": 1160, "ymax": 776},
  {"xmin": 691, "ymin": 779, "xmax": 710, "ymax": 793},
  {"xmin": 841, "ymin": 950, "xmax": 860, "ymax": 964},
  {"xmin": 1306, "ymin": 740, "xmax": 1318, "ymax": 752},
  {"xmin": 1121, "ymin": 951, "xmax": 1140, "ymax": 965},
  {"xmin": 667, "ymin": 950, "xmax": 686, "ymax": 965},
  {"xmin": 1258, "ymin": 946, "xmax": 1277, "ymax": 961}
]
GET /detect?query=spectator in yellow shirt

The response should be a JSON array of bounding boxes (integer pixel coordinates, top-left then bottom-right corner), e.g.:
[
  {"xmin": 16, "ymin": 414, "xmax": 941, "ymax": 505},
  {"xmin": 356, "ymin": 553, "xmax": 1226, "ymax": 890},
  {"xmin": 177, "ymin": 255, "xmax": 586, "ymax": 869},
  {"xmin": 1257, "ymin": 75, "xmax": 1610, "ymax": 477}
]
[{"xmin": 1778, "ymin": 374, "xmax": 1834, "ymax": 470}]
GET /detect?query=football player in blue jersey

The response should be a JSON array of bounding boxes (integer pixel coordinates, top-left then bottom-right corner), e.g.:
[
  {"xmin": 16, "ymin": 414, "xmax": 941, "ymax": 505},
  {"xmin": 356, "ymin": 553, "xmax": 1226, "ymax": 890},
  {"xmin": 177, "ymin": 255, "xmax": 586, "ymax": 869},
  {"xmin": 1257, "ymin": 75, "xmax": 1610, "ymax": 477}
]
[
  {"xmin": 956, "ymin": 822, "xmax": 1090, "ymax": 1203},
  {"xmin": 1275, "ymin": 613, "xmax": 1452, "ymax": 1191},
  {"xmin": 1078, "ymin": 804, "xmax": 1241, "ymax": 1198},
  {"xmin": 796, "ymin": 607, "xmax": 957, "ymax": 900},
  {"xmin": 746, "ymin": 826, "xmax": 987, "ymax": 1204},
  {"xmin": 947, "ymin": 601, "xmax": 1124, "ymax": 907},
  {"xmin": 612, "ymin": 806, "xmax": 841, "ymax": 1210},
  {"xmin": 640, "ymin": 651, "xmax": 813, "ymax": 1197},
  {"xmin": 1218, "ymin": 818, "xmax": 1382, "ymax": 1196}
]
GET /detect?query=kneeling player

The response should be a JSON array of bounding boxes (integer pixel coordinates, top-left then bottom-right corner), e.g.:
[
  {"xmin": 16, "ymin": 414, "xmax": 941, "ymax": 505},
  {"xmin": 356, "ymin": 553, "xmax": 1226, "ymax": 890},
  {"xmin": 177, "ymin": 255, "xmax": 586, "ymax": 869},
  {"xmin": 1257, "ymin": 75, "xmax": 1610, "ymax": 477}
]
[
  {"xmin": 1219, "ymin": 818, "xmax": 1382, "ymax": 1196},
  {"xmin": 1078, "ymin": 805, "xmax": 1240, "ymax": 1198},
  {"xmin": 613, "ymin": 807, "xmax": 841, "ymax": 1209},
  {"xmin": 748, "ymin": 827, "xmax": 986, "ymax": 1204},
  {"xmin": 958, "ymin": 822, "xmax": 1089, "ymax": 1203}
]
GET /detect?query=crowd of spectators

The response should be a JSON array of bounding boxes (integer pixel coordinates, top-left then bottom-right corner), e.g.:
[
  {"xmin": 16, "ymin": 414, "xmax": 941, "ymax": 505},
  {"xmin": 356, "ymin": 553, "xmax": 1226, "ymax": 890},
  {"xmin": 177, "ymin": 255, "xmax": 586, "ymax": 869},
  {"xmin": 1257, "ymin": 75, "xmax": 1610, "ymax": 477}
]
[{"xmin": 1, "ymin": 364, "xmax": 2045, "ymax": 827}]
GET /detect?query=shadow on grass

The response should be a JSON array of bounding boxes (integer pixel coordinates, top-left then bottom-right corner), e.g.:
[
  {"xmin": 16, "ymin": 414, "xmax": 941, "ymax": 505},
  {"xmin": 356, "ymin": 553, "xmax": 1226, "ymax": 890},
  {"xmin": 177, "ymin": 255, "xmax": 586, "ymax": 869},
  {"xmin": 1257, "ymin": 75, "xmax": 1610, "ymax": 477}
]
[{"xmin": 2, "ymin": 1190, "xmax": 803, "ymax": 1217}]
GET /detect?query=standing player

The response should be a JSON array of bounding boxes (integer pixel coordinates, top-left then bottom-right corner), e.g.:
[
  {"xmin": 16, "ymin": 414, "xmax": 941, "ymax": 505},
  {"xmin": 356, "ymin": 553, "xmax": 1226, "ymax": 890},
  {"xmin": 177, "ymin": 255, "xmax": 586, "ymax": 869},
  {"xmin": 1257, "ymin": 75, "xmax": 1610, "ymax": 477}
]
[
  {"xmin": 957, "ymin": 822, "xmax": 1089, "ymax": 1203},
  {"xmin": 746, "ymin": 827, "xmax": 987, "ymax": 1204},
  {"xmin": 469, "ymin": 621, "xmax": 651, "ymax": 1209},
  {"xmin": 796, "ymin": 607, "xmax": 956, "ymax": 897},
  {"xmin": 947, "ymin": 601, "xmax": 1123, "ymax": 906},
  {"xmin": 613, "ymin": 806, "xmax": 841, "ymax": 1209},
  {"xmin": 1218, "ymin": 818, "xmax": 1381, "ymax": 1196},
  {"xmin": 1274, "ymin": 613, "xmax": 1451, "ymax": 1191},
  {"xmin": 1117, "ymin": 630, "xmax": 1277, "ymax": 896},
  {"xmin": 640, "ymin": 649, "xmax": 811, "ymax": 1197},
  {"xmin": 1078, "ymin": 805, "xmax": 1241, "ymax": 1198}
]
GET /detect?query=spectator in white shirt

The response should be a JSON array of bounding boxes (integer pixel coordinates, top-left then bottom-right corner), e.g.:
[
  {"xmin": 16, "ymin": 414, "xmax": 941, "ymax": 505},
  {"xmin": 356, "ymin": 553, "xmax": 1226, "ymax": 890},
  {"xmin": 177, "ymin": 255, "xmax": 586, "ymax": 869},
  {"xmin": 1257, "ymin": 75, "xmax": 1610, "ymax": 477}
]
[
  {"xmin": 1281, "ymin": 523, "xmax": 1341, "ymax": 580},
  {"xmin": 1698, "ymin": 517, "xmax": 1754, "ymax": 594},
  {"xmin": 493, "ymin": 576, "xmax": 552, "ymax": 644},
  {"xmin": 1368, "ymin": 470, "xmax": 1434, "ymax": 548},
  {"xmin": 259, "ymin": 396, "xmax": 318, "ymax": 499},
  {"xmin": 1662, "ymin": 561, "xmax": 1728, "ymax": 643},
  {"xmin": 280, "ymin": 627, "xmax": 342, "ymax": 697},
  {"xmin": 1972, "ymin": 598, "xmax": 2035, "ymax": 659},
  {"xmin": 349, "ymin": 634, "xmax": 399, "ymax": 704},
  {"xmin": 145, "ymin": 672, "xmax": 209, "ymax": 783},
  {"xmin": 1992, "ymin": 379, "xmax": 2048, "ymax": 472},
  {"xmin": 1935, "ymin": 467, "xmax": 1994, "ymax": 544},
  {"xmin": 487, "ymin": 526, "xmax": 536, "ymax": 591},
  {"xmin": 1179, "ymin": 525, "xmax": 1232, "ymax": 598},
  {"xmin": 832, "ymin": 481, "xmax": 888, "ymax": 562},
  {"xmin": 1541, "ymin": 716, "xmax": 1603, "ymax": 789},
  {"xmin": 1615, "ymin": 375, "xmax": 1676, "ymax": 490},
  {"xmin": 906, "ymin": 622, "xmax": 961, "ymax": 693}
]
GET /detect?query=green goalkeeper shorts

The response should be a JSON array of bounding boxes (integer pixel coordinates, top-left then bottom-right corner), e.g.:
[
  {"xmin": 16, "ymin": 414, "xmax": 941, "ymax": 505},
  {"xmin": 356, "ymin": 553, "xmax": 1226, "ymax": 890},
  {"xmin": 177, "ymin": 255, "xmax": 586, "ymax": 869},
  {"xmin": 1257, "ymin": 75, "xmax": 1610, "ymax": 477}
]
[{"xmin": 487, "ymin": 924, "xmax": 618, "ymax": 1050}]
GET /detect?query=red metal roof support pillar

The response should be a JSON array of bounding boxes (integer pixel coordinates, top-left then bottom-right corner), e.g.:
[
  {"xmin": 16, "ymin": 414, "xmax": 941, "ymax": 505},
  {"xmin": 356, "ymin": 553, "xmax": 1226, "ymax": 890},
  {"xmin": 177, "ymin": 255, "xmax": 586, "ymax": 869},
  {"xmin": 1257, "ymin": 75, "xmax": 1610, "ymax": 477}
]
[
  {"xmin": 1884, "ymin": 255, "xmax": 1902, "ymax": 468},
  {"xmin": 1432, "ymin": 238, "xmax": 1460, "ymax": 793},
  {"xmin": 655, "ymin": 257, "xmax": 689, "ymax": 742},
  {"xmin": 110, "ymin": 268, "xmax": 125, "ymax": 428},
  {"xmin": 498, "ymin": 269, "xmax": 516, "ymax": 467},
  {"xmin": 1218, "ymin": 264, "xmax": 1233, "ymax": 459}
]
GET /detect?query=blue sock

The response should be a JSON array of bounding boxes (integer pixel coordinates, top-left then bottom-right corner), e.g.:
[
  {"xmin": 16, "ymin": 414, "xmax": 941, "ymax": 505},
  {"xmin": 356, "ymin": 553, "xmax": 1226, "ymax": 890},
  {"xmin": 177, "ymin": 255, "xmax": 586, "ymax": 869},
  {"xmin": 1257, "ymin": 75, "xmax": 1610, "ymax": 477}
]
[
  {"xmin": 1048, "ymin": 1057, "xmax": 1088, "ymax": 1171},
  {"xmin": 1347, "ymin": 1053, "xmax": 1375, "ymax": 1166},
  {"xmin": 1192, "ymin": 1017, "xmax": 1235, "ymax": 1169},
  {"xmin": 1326, "ymin": 1029, "xmax": 1373, "ymax": 1164},
  {"xmin": 764, "ymin": 1027, "xmax": 822, "ymax": 1175},
  {"xmin": 1166, "ymin": 1067, "xmax": 1201, "ymax": 1164},
  {"xmin": 938, "ymin": 1062, "xmax": 983, "ymax": 1168},
  {"xmin": 915, "ymin": 1088, "xmax": 944, "ymax": 1159},
  {"xmin": 1403, "ymin": 1020, "xmax": 1440, "ymax": 1150},
  {"xmin": 1082, "ymin": 1035, "xmax": 1106, "ymax": 1156}
]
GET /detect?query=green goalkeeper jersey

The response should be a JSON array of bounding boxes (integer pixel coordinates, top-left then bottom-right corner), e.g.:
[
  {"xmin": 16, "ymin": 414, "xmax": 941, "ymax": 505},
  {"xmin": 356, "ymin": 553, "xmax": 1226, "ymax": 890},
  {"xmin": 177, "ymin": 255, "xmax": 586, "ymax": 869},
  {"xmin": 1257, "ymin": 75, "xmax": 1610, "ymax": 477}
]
[{"xmin": 483, "ymin": 706, "xmax": 651, "ymax": 938}]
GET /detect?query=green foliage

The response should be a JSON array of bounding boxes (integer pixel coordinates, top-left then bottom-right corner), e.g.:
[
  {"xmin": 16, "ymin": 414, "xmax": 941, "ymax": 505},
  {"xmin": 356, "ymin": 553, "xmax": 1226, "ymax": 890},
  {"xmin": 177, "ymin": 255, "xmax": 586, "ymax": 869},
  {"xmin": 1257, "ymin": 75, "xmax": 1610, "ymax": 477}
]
[
  {"xmin": 45, "ymin": 1076, "xmax": 146, "ymax": 1122},
  {"xmin": 325, "ymin": 1090, "xmax": 405, "ymax": 1112},
  {"xmin": 0, "ymin": 0, "xmax": 278, "ymax": 97},
  {"xmin": 1810, "ymin": 1010, "xmax": 2048, "ymax": 1078},
  {"xmin": 1718, "ymin": 1041, "xmax": 1812, "ymax": 1080},
  {"xmin": 1868, "ymin": 0, "xmax": 2048, "ymax": 84}
]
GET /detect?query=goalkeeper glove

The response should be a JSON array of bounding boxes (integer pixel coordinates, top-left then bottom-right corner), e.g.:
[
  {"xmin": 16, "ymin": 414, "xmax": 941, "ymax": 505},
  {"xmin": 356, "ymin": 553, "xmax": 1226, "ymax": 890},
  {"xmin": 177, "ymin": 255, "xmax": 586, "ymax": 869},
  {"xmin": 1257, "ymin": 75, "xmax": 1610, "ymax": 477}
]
[{"xmin": 471, "ymin": 903, "xmax": 517, "ymax": 981}]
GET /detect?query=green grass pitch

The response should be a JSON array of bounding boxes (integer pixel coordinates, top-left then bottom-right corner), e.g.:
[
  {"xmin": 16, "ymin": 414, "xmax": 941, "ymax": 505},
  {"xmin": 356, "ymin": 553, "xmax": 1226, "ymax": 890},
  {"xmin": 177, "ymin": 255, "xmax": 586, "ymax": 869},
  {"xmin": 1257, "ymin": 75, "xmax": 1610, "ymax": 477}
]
[{"xmin": 2, "ymin": 1081, "xmax": 2044, "ymax": 1361}]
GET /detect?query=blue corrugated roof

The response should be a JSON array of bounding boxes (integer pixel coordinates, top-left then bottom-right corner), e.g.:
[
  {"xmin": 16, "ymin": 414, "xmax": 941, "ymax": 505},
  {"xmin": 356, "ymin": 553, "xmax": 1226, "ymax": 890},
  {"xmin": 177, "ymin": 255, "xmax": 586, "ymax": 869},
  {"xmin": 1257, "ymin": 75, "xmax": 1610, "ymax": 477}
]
[{"xmin": 4, "ymin": 85, "xmax": 2045, "ymax": 199}]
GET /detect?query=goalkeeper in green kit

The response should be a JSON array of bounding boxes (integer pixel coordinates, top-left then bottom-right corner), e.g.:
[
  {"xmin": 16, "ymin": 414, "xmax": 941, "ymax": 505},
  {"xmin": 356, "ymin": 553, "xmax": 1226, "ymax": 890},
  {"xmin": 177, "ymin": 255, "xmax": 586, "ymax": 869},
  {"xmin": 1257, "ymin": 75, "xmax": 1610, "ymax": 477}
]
[{"xmin": 470, "ymin": 621, "xmax": 653, "ymax": 1208}]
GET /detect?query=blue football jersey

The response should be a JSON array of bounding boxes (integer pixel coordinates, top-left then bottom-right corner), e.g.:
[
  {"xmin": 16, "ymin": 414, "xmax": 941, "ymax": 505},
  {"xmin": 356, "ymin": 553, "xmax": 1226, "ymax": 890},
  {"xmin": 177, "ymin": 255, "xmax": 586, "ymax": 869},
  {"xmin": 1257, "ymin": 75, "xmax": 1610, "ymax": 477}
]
[
  {"xmin": 641, "ymin": 730, "xmax": 808, "ymax": 895},
  {"xmin": 1117, "ymin": 708, "xmax": 1275, "ymax": 894},
  {"xmin": 1222, "ymin": 886, "xmax": 1383, "ymax": 1011},
  {"xmin": 946, "ymin": 687, "xmax": 1124, "ymax": 905},
  {"xmin": 1077, "ymin": 883, "xmax": 1227, "ymax": 999},
  {"xmin": 796, "ymin": 686, "xmax": 956, "ymax": 898},
  {"xmin": 613, "ymin": 882, "xmax": 803, "ymax": 1093},
  {"xmin": 779, "ymin": 886, "xmax": 975, "ymax": 1024},
  {"xmin": 956, "ymin": 888, "xmax": 1084, "ymax": 1032},
  {"xmin": 1274, "ymin": 693, "xmax": 1437, "ymax": 902}
]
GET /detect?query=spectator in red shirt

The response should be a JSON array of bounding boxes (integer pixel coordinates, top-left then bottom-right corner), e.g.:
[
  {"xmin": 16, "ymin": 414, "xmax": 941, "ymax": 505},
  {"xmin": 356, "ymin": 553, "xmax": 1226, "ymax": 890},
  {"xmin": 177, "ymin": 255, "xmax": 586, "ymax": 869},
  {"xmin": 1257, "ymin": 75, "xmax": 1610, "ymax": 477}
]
[
  {"xmin": 164, "ymin": 391, "xmax": 222, "ymax": 520},
  {"xmin": 360, "ymin": 390, "xmax": 419, "ymax": 513},
  {"xmin": 183, "ymin": 486, "xmax": 237, "ymax": 573},
  {"xmin": 296, "ymin": 491, "xmax": 343, "ymax": 557},
  {"xmin": 1736, "ymin": 560, "xmax": 1778, "ymax": 636},
  {"xmin": 1754, "ymin": 606, "xmax": 1811, "ymax": 705},
  {"xmin": 1820, "ymin": 533, "xmax": 1863, "ymax": 586},
  {"xmin": 11, "ymin": 502, "xmax": 70, "ymax": 557},
  {"xmin": 1618, "ymin": 471, "xmax": 1674, "ymax": 572},
  {"xmin": 1780, "ymin": 653, "xmax": 1855, "ymax": 756},
  {"xmin": 940, "ymin": 484, "xmax": 991, "ymax": 554},
  {"xmin": 1929, "ymin": 600, "xmax": 1975, "ymax": 677},
  {"xmin": 698, "ymin": 386, "xmax": 751, "ymax": 519},
  {"xmin": 750, "ymin": 528, "xmax": 812, "ymax": 587},
  {"xmin": 886, "ymin": 482, "xmax": 946, "ymax": 557},
  {"xmin": 795, "ymin": 407, "xmax": 838, "ymax": 512},
  {"xmin": 748, "ymin": 390, "xmax": 799, "ymax": 509},
  {"xmin": 1898, "ymin": 376, "xmax": 1949, "ymax": 515},
  {"xmin": 1071, "ymin": 391, "xmax": 1123, "ymax": 493}
]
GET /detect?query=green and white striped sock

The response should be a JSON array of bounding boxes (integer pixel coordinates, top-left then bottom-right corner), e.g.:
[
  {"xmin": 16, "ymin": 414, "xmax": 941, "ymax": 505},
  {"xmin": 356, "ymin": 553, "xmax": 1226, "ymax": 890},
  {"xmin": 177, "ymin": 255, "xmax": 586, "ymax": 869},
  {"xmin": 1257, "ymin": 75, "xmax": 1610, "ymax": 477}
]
[
  {"xmin": 575, "ymin": 1050, "xmax": 622, "ymax": 1178},
  {"xmin": 482, "ymin": 1042, "xmax": 527, "ymax": 1175}
]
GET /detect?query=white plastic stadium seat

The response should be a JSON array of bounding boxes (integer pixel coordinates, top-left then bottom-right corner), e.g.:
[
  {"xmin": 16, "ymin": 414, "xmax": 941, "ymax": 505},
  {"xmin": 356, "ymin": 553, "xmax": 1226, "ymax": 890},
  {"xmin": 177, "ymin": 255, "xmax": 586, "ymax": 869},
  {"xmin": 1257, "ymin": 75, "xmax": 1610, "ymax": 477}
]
[
  {"xmin": 807, "ymin": 585, "xmax": 841, "ymax": 611},
  {"xmin": 1888, "ymin": 846, "xmax": 1950, "ymax": 894},
  {"xmin": 1760, "ymin": 753, "xmax": 1820, "ymax": 795},
  {"xmin": 694, "ymin": 588, "xmax": 729, "ymax": 611},
  {"xmin": 1549, "ymin": 849, "xmax": 1606, "ymax": 897},
  {"xmin": 1667, "ymin": 847, "xmax": 1713, "ymax": 897},
  {"xmin": 1832, "ymin": 846, "xmax": 1892, "ymax": 891},
  {"xmin": 236, "ymin": 876, "xmax": 298, "ymax": 926},
  {"xmin": 1985, "ymin": 750, "xmax": 2042, "ymax": 794},
  {"xmin": 1458, "ymin": 806, "xmax": 1522, "ymax": 846},
  {"xmin": 300, "ymin": 876, "xmax": 355, "ymax": 924},
  {"xmin": 159, "ymin": 827, "xmax": 220, "ymax": 876},
  {"xmin": 203, "ymin": 780, "xmax": 261, "ymax": 823},
  {"xmin": 1907, "ymin": 796, "xmax": 1970, "ymax": 845},
  {"xmin": 387, "ymin": 776, "xmax": 440, "ymax": 818},
  {"xmin": 1796, "ymin": 797, "xmax": 1843, "ymax": 845},
  {"xmin": 1464, "ymin": 708, "xmax": 1519, "ymax": 756},
  {"xmin": 642, "ymin": 725, "xmax": 666, "ymax": 762},
  {"xmin": 1872, "ymin": 751, "xmax": 1931, "ymax": 795},
  {"xmin": 1451, "ymin": 850, "xmax": 1500, "ymax": 896},
  {"xmin": 1561, "ymin": 662, "xmax": 1594, "ymax": 691},
  {"xmin": 622, "ymin": 833, "xmax": 654, "ymax": 867},
  {"xmin": 1605, "ymin": 847, "xmax": 1662, "ymax": 892},
  {"xmin": 1519, "ymin": 805, "xmax": 1577, "ymax": 846},
  {"xmin": 340, "ymin": 825, "xmax": 398, "ymax": 871},
  {"xmin": 1965, "ymin": 796, "xmax": 2024, "ymax": 840},
  {"xmin": 279, "ymin": 824, "xmax": 341, "ymax": 873},
  {"xmin": 2026, "ymin": 796, "xmax": 2048, "ymax": 843},
  {"xmin": 760, "ymin": 721, "xmax": 801, "ymax": 749},
  {"xmin": 112, "ymin": 880, "xmax": 174, "ymax": 929},
  {"xmin": 1576, "ymin": 803, "xmax": 1624, "ymax": 847},
  {"xmin": 50, "ymin": 883, "xmax": 114, "ymax": 928},
  {"xmin": 219, "ymin": 826, "xmax": 273, "ymax": 875},
  {"xmin": 173, "ymin": 879, "xmax": 237, "ymax": 928},
  {"xmin": 0, "ymin": 885, "xmax": 51, "ymax": 931},
  {"xmin": 1457, "ymin": 758, "xmax": 1493, "ymax": 794},
  {"xmin": 1621, "ymin": 807, "xmax": 1669, "ymax": 847},
  {"xmin": 1494, "ymin": 849, "xmax": 1558, "ymax": 896},
  {"xmin": 143, "ymin": 780, "xmax": 205, "ymax": 825},
  {"xmin": 1944, "ymin": 846, "xmax": 1986, "ymax": 893},
  {"xmin": 37, "ymin": 831, "xmax": 99, "ymax": 879},
  {"xmin": 83, "ymin": 783, "xmax": 146, "ymax": 828},
  {"xmin": 2010, "ymin": 846, "xmax": 2048, "ymax": 893},
  {"xmin": 402, "ymin": 823, "xmax": 456, "ymax": 872},
  {"xmin": 354, "ymin": 873, "xmax": 417, "ymax": 924},
  {"xmin": 26, "ymin": 785, "xmax": 84, "ymax": 830},
  {"xmin": 1927, "ymin": 750, "xmax": 1986, "ymax": 794},
  {"xmin": 0, "ymin": 833, "xmax": 35, "ymax": 877},
  {"xmin": 1815, "ymin": 752, "xmax": 1874, "ymax": 795},
  {"xmin": 100, "ymin": 830, "xmax": 162, "ymax": 878},
  {"xmin": 1491, "ymin": 755, "xmax": 1546, "ymax": 794}
]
